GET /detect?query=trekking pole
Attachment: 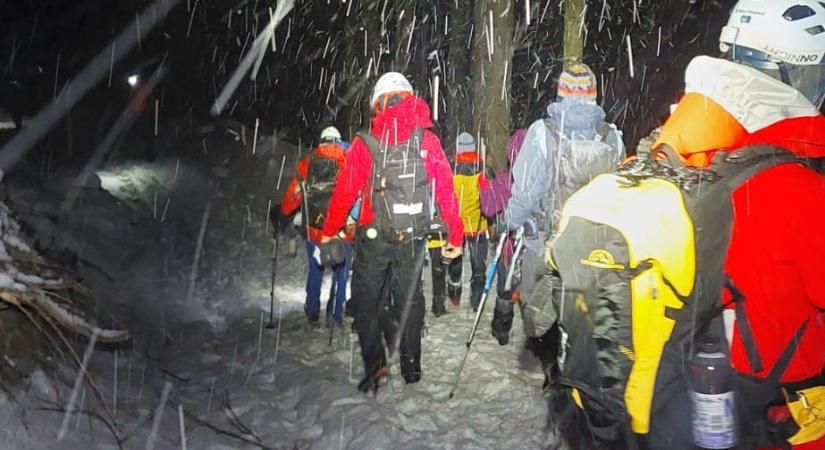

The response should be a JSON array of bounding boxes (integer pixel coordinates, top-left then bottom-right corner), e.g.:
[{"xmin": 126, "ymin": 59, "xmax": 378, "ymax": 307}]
[
  {"xmin": 448, "ymin": 231, "xmax": 508, "ymax": 399},
  {"xmin": 266, "ymin": 236, "xmax": 278, "ymax": 329},
  {"xmin": 388, "ymin": 246, "xmax": 429, "ymax": 361},
  {"xmin": 504, "ymin": 227, "xmax": 525, "ymax": 292}
]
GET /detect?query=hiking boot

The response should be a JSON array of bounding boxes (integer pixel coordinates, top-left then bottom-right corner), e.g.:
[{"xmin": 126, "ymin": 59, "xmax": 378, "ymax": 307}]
[
  {"xmin": 492, "ymin": 327, "xmax": 510, "ymax": 346},
  {"xmin": 432, "ymin": 300, "xmax": 447, "ymax": 317},
  {"xmin": 357, "ymin": 366, "xmax": 389, "ymax": 394},
  {"xmin": 400, "ymin": 353, "xmax": 421, "ymax": 384},
  {"xmin": 305, "ymin": 308, "xmax": 320, "ymax": 324},
  {"xmin": 325, "ymin": 314, "xmax": 341, "ymax": 329}
]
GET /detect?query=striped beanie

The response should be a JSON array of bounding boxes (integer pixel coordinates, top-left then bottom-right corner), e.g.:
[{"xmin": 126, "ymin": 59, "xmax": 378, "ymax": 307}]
[{"xmin": 557, "ymin": 63, "xmax": 597, "ymax": 104}]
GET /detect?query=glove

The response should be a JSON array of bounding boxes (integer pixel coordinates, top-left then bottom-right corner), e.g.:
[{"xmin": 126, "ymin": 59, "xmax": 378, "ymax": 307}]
[
  {"xmin": 478, "ymin": 173, "xmax": 491, "ymax": 190},
  {"xmin": 523, "ymin": 218, "xmax": 537, "ymax": 239},
  {"xmin": 269, "ymin": 204, "xmax": 291, "ymax": 236},
  {"xmin": 317, "ymin": 239, "xmax": 346, "ymax": 267}
]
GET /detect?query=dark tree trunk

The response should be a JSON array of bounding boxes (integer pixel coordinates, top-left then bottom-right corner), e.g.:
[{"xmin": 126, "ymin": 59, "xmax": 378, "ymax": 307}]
[{"xmin": 472, "ymin": 0, "xmax": 513, "ymax": 174}]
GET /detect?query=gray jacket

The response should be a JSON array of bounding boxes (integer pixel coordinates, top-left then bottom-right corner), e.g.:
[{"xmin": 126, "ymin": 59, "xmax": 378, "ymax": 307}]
[{"xmin": 505, "ymin": 99, "xmax": 625, "ymax": 254}]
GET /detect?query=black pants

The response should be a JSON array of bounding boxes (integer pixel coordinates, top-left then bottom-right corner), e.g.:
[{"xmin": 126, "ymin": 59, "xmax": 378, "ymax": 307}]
[
  {"xmin": 446, "ymin": 234, "xmax": 488, "ymax": 308},
  {"xmin": 351, "ymin": 230, "xmax": 427, "ymax": 378},
  {"xmin": 492, "ymin": 251, "xmax": 518, "ymax": 337},
  {"xmin": 429, "ymin": 246, "xmax": 447, "ymax": 307}
]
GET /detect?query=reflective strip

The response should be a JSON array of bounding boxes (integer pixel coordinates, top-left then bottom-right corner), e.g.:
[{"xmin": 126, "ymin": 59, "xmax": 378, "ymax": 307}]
[{"xmin": 392, "ymin": 202, "xmax": 424, "ymax": 215}]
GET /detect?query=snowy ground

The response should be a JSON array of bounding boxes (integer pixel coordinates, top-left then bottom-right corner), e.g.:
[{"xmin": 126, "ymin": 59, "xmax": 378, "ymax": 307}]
[{"xmin": 1, "ymin": 147, "xmax": 559, "ymax": 449}]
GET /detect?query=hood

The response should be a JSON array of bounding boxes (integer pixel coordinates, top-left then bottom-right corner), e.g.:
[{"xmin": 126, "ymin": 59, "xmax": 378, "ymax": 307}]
[
  {"xmin": 546, "ymin": 99, "xmax": 606, "ymax": 140},
  {"xmin": 370, "ymin": 95, "xmax": 433, "ymax": 144},
  {"xmin": 315, "ymin": 142, "xmax": 347, "ymax": 162},
  {"xmin": 506, "ymin": 128, "xmax": 527, "ymax": 164},
  {"xmin": 685, "ymin": 56, "xmax": 821, "ymax": 134},
  {"xmin": 656, "ymin": 56, "xmax": 825, "ymax": 164}
]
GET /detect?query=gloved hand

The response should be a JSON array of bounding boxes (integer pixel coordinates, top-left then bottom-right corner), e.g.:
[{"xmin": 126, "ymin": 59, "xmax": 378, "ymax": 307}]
[
  {"xmin": 523, "ymin": 218, "xmax": 538, "ymax": 239},
  {"xmin": 316, "ymin": 238, "xmax": 345, "ymax": 267},
  {"xmin": 269, "ymin": 204, "xmax": 291, "ymax": 236},
  {"xmin": 442, "ymin": 243, "xmax": 463, "ymax": 260},
  {"xmin": 477, "ymin": 173, "xmax": 491, "ymax": 190}
]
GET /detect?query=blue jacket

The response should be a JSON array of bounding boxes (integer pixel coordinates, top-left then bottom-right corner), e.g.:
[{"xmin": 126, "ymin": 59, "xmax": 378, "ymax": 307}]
[{"xmin": 505, "ymin": 99, "xmax": 625, "ymax": 254}]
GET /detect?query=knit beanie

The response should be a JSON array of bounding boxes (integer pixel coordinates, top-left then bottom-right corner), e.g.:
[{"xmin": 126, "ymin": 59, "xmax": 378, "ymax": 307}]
[
  {"xmin": 557, "ymin": 63, "xmax": 598, "ymax": 104},
  {"xmin": 456, "ymin": 132, "xmax": 476, "ymax": 154}
]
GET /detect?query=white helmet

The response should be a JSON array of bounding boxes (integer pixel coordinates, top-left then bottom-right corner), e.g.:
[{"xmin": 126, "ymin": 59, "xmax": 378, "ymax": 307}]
[
  {"xmin": 320, "ymin": 126, "xmax": 341, "ymax": 142},
  {"xmin": 370, "ymin": 72, "xmax": 413, "ymax": 109},
  {"xmin": 720, "ymin": 0, "xmax": 825, "ymax": 105}
]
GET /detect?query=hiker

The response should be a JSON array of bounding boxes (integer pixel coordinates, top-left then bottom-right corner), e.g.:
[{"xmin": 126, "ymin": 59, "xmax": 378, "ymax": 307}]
[
  {"xmin": 504, "ymin": 62, "xmax": 624, "ymax": 336},
  {"xmin": 318, "ymin": 72, "xmax": 464, "ymax": 390},
  {"xmin": 271, "ymin": 126, "xmax": 354, "ymax": 327},
  {"xmin": 531, "ymin": 2, "xmax": 825, "ymax": 448},
  {"xmin": 479, "ymin": 128, "xmax": 527, "ymax": 345},
  {"xmin": 443, "ymin": 132, "xmax": 489, "ymax": 312},
  {"xmin": 649, "ymin": 1, "xmax": 825, "ymax": 447}
]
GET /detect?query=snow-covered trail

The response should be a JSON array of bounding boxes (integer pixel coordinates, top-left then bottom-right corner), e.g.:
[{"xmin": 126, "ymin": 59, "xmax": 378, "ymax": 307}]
[
  {"xmin": 1, "ymin": 145, "xmax": 559, "ymax": 449},
  {"xmin": 165, "ymin": 249, "xmax": 556, "ymax": 449}
]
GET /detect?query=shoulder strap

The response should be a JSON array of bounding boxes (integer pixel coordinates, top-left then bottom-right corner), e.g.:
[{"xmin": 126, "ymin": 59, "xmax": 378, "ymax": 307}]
[
  {"xmin": 711, "ymin": 145, "xmax": 802, "ymax": 190},
  {"xmin": 768, "ymin": 319, "xmax": 810, "ymax": 384},
  {"xmin": 726, "ymin": 279, "xmax": 764, "ymax": 373},
  {"xmin": 356, "ymin": 130, "xmax": 380, "ymax": 153}
]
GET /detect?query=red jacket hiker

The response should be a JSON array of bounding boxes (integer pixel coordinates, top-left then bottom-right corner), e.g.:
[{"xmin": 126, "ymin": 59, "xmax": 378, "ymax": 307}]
[
  {"xmin": 321, "ymin": 95, "xmax": 464, "ymax": 246},
  {"xmin": 280, "ymin": 141, "xmax": 354, "ymax": 244},
  {"xmin": 655, "ymin": 55, "xmax": 825, "ymax": 450}
]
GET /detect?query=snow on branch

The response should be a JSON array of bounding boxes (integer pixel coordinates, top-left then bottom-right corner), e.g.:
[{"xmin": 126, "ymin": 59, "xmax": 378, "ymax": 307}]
[{"xmin": 0, "ymin": 200, "xmax": 128, "ymax": 344}]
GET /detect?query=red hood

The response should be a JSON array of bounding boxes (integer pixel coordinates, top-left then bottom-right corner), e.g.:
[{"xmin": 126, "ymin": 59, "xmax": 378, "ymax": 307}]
[
  {"xmin": 744, "ymin": 114, "xmax": 825, "ymax": 159},
  {"xmin": 370, "ymin": 95, "xmax": 433, "ymax": 144}
]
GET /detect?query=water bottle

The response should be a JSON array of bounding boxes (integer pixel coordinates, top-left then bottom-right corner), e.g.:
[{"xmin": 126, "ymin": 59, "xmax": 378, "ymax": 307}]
[{"xmin": 689, "ymin": 336, "xmax": 737, "ymax": 449}]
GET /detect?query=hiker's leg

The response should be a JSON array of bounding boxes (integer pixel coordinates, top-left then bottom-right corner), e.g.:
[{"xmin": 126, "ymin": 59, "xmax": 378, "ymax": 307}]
[
  {"xmin": 305, "ymin": 241, "xmax": 324, "ymax": 320},
  {"xmin": 391, "ymin": 239, "xmax": 427, "ymax": 382},
  {"xmin": 352, "ymin": 234, "xmax": 392, "ymax": 377},
  {"xmin": 332, "ymin": 242, "xmax": 353, "ymax": 324},
  {"xmin": 468, "ymin": 234, "xmax": 488, "ymax": 309},
  {"xmin": 429, "ymin": 247, "xmax": 447, "ymax": 314},
  {"xmin": 446, "ymin": 250, "xmax": 463, "ymax": 303}
]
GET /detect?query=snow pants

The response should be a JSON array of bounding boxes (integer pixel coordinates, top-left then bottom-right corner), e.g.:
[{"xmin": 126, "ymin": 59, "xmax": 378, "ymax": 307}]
[
  {"xmin": 446, "ymin": 234, "xmax": 488, "ymax": 308},
  {"xmin": 429, "ymin": 246, "xmax": 447, "ymax": 308},
  {"xmin": 351, "ymin": 230, "xmax": 427, "ymax": 378},
  {"xmin": 305, "ymin": 240, "xmax": 352, "ymax": 325}
]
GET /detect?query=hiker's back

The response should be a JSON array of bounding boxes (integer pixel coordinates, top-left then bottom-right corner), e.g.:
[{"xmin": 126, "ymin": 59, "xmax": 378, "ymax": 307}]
[{"xmin": 359, "ymin": 128, "xmax": 430, "ymax": 238}]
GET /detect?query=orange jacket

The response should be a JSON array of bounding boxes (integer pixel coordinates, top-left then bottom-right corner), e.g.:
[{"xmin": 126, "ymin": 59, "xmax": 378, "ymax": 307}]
[{"xmin": 279, "ymin": 142, "xmax": 353, "ymax": 243}]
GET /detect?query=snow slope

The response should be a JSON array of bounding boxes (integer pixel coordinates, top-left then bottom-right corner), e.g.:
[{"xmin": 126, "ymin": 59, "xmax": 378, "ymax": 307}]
[{"xmin": 1, "ymin": 153, "xmax": 560, "ymax": 449}]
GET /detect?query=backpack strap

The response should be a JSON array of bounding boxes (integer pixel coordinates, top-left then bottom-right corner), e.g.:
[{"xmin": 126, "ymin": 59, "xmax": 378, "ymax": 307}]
[
  {"xmin": 712, "ymin": 145, "xmax": 802, "ymax": 190},
  {"xmin": 356, "ymin": 130, "xmax": 381, "ymax": 153},
  {"xmin": 726, "ymin": 279, "xmax": 765, "ymax": 373},
  {"xmin": 769, "ymin": 318, "xmax": 810, "ymax": 384}
]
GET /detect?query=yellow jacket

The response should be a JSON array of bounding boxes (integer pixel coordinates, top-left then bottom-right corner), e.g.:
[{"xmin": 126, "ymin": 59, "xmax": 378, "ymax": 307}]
[{"xmin": 453, "ymin": 171, "xmax": 488, "ymax": 237}]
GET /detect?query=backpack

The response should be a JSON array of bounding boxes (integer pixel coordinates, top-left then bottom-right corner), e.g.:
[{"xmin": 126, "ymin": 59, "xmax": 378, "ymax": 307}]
[
  {"xmin": 541, "ymin": 145, "xmax": 816, "ymax": 449},
  {"xmin": 303, "ymin": 152, "xmax": 340, "ymax": 229},
  {"xmin": 358, "ymin": 128, "xmax": 431, "ymax": 238},
  {"xmin": 533, "ymin": 118, "xmax": 624, "ymax": 233}
]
